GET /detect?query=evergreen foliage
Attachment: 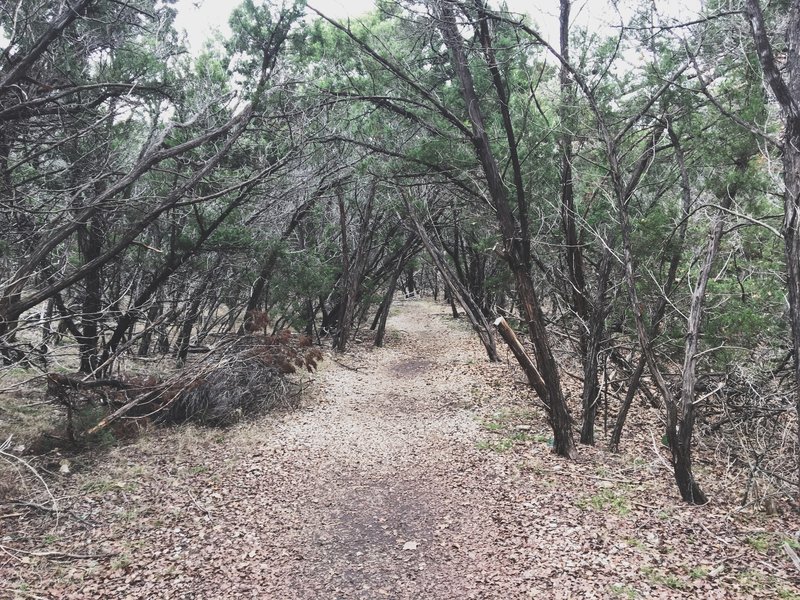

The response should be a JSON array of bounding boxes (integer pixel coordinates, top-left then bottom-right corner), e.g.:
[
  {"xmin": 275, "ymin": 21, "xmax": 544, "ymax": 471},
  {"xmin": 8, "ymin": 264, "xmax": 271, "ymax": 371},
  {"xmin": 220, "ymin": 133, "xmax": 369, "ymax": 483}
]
[{"xmin": 0, "ymin": 0, "xmax": 797, "ymax": 504}]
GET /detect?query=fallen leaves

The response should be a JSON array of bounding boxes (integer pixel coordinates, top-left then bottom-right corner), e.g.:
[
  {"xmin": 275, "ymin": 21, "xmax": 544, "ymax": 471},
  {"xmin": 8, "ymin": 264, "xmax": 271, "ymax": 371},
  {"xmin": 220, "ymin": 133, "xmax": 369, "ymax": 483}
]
[{"xmin": 1, "ymin": 300, "xmax": 799, "ymax": 599}]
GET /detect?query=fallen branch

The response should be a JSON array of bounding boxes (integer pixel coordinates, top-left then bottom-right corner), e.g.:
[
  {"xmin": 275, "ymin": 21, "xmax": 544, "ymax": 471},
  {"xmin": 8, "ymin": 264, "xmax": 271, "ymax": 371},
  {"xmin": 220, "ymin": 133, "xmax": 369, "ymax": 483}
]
[
  {"xmin": 0, "ymin": 544, "xmax": 116, "ymax": 560},
  {"xmin": 1, "ymin": 500, "xmax": 91, "ymax": 526},
  {"xmin": 188, "ymin": 489, "xmax": 211, "ymax": 517},
  {"xmin": 86, "ymin": 388, "xmax": 160, "ymax": 435},
  {"xmin": 0, "ymin": 587, "xmax": 51, "ymax": 600},
  {"xmin": 3, "ymin": 500, "xmax": 60, "ymax": 513},
  {"xmin": 493, "ymin": 317, "xmax": 546, "ymax": 394},
  {"xmin": 331, "ymin": 357, "xmax": 360, "ymax": 372},
  {"xmin": 0, "ymin": 436, "xmax": 58, "ymax": 521},
  {"xmin": 649, "ymin": 429, "xmax": 673, "ymax": 473},
  {"xmin": 783, "ymin": 541, "xmax": 800, "ymax": 574}
]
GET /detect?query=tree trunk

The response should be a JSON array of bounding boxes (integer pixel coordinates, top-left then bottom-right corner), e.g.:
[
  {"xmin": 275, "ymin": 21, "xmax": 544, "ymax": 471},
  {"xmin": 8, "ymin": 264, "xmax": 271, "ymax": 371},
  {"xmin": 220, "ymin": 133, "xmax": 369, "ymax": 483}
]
[
  {"xmin": 437, "ymin": 1, "xmax": 575, "ymax": 458},
  {"xmin": 446, "ymin": 290, "xmax": 460, "ymax": 318},
  {"xmin": 743, "ymin": 0, "xmax": 800, "ymax": 493},
  {"xmin": 240, "ymin": 195, "xmax": 319, "ymax": 334},
  {"xmin": 175, "ymin": 270, "xmax": 215, "ymax": 366},
  {"xmin": 494, "ymin": 317, "xmax": 546, "ymax": 391},
  {"xmin": 375, "ymin": 269, "xmax": 400, "ymax": 348},
  {"xmin": 41, "ymin": 298, "xmax": 55, "ymax": 348},
  {"xmin": 370, "ymin": 298, "xmax": 387, "ymax": 331},
  {"xmin": 137, "ymin": 298, "xmax": 162, "ymax": 357},
  {"xmin": 77, "ymin": 215, "xmax": 103, "ymax": 375},
  {"xmin": 407, "ymin": 205, "xmax": 499, "ymax": 362},
  {"xmin": 376, "ymin": 236, "xmax": 416, "ymax": 347},
  {"xmin": 608, "ymin": 357, "xmax": 647, "ymax": 453},
  {"xmin": 336, "ymin": 189, "xmax": 353, "ymax": 352},
  {"xmin": 175, "ymin": 294, "xmax": 203, "ymax": 366},
  {"xmin": 579, "ymin": 246, "xmax": 612, "ymax": 445},
  {"xmin": 609, "ymin": 123, "xmax": 693, "ymax": 451},
  {"xmin": 404, "ymin": 264, "xmax": 416, "ymax": 296},
  {"xmin": 558, "ymin": 0, "xmax": 596, "ymax": 445},
  {"xmin": 240, "ymin": 250, "xmax": 278, "ymax": 333}
]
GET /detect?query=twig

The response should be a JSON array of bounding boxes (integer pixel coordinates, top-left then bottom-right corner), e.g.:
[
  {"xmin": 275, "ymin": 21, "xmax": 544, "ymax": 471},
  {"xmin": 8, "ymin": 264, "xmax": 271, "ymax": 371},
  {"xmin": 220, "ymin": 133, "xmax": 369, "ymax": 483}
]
[
  {"xmin": 0, "ymin": 587, "xmax": 51, "ymax": 600},
  {"xmin": 19, "ymin": 400, "xmax": 52, "ymax": 409},
  {"xmin": 649, "ymin": 429, "xmax": 673, "ymax": 473},
  {"xmin": 0, "ymin": 544, "xmax": 116, "ymax": 560},
  {"xmin": 331, "ymin": 357, "xmax": 360, "ymax": 372},
  {"xmin": 783, "ymin": 541, "xmax": 800, "ymax": 574},
  {"xmin": 0, "ymin": 436, "xmax": 58, "ymax": 523},
  {"xmin": 631, "ymin": 501, "xmax": 660, "ymax": 510},
  {"xmin": 2, "ymin": 500, "xmax": 91, "ymax": 526},
  {"xmin": 3, "ymin": 500, "xmax": 59, "ymax": 513},
  {"xmin": 559, "ymin": 471, "xmax": 639, "ymax": 485},
  {"xmin": 187, "ymin": 489, "xmax": 211, "ymax": 517},
  {"xmin": 700, "ymin": 522, "xmax": 734, "ymax": 547}
]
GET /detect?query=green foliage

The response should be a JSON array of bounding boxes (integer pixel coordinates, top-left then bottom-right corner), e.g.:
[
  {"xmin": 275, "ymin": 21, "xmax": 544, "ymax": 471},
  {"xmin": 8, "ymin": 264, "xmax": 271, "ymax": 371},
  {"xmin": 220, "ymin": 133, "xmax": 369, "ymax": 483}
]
[
  {"xmin": 746, "ymin": 534, "xmax": 771, "ymax": 553},
  {"xmin": 689, "ymin": 566, "xmax": 710, "ymax": 579},
  {"xmin": 475, "ymin": 438, "xmax": 514, "ymax": 452},
  {"xmin": 576, "ymin": 488, "xmax": 631, "ymax": 515},
  {"xmin": 641, "ymin": 566, "xmax": 686, "ymax": 590},
  {"xmin": 610, "ymin": 583, "xmax": 639, "ymax": 599}
]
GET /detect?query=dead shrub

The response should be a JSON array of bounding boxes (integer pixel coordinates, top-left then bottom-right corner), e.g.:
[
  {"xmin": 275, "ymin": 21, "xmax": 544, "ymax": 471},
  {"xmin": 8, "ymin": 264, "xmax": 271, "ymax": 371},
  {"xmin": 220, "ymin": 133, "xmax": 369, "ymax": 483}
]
[
  {"xmin": 158, "ymin": 333, "xmax": 322, "ymax": 426},
  {"xmin": 40, "ymin": 332, "xmax": 323, "ymax": 438}
]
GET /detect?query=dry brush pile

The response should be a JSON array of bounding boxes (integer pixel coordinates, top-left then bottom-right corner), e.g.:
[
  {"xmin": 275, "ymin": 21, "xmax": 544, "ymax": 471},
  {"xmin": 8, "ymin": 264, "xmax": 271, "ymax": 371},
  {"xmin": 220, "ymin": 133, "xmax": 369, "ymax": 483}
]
[{"xmin": 42, "ymin": 331, "xmax": 323, "ymax": 442}]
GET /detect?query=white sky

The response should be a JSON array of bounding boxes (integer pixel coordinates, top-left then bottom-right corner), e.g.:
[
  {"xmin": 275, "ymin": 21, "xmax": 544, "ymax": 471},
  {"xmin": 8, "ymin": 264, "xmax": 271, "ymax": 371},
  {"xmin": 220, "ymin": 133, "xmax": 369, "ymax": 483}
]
[
  {"xmin": 0, "ymin": 1, "xmax": 703, "ymax": 58},
  {"xmin": 173, "ymin": 0, "xmax": 374, "ymax": 52},
  {"xmin": 172, "ymin": 0, "xmax": 704, "ymax": 54}
]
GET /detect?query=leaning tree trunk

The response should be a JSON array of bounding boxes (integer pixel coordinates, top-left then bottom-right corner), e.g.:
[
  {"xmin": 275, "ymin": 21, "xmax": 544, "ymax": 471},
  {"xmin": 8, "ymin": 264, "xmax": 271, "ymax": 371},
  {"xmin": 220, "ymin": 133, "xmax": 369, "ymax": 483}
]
[
  {"xmin": 407, "ymin": 206, "xmax": 498, "ymax": 361},
  {"xmin": 375, "ymin": 266, "xmax": 401, "ymax": 348},
  {"xmin": 175, "ymin": 271, "xmax": 215, "ymax": 366},
  {"xmin": 375, "ymin": 236, "xmax": 417, "ymax": 348},
  {"xmin": 137, "ymin": 295, "xmax": 163, "ymax": 357},
  {"xmin": 494, "ymin": 317, "xmax": 546, "ymax": 391},
  {"xmin": 743, "ymin": 0, "xmax": 800, "ymax": 492},
  {"xmin": 240, "ymin": 195, "xmax": 319, "ymax": 334},
  {"xmin": 335, "ymin": 183, "xmax": 375, "ymax": 352},
  {"xmin": 437, "ymin": 1, "xmax": 575, "ymax": 457},
  {"xmin": 240, "ymin": 249, "xmax": 279, "ymax": 333}
]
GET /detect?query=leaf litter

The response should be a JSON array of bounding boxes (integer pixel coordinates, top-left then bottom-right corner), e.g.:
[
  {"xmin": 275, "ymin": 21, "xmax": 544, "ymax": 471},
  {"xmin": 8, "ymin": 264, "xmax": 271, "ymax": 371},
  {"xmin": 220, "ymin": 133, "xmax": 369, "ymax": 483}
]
[{"xmin": 1, "ymin": 298, "xmax": 799, "ymax": 599}]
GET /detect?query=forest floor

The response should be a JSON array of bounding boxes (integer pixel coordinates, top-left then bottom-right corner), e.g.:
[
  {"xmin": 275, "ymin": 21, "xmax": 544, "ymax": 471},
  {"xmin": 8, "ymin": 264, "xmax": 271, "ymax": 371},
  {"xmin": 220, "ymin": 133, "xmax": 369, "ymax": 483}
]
[{"xmin": 1, "ymin": 298, "xmax": 800, "ymax": 599}]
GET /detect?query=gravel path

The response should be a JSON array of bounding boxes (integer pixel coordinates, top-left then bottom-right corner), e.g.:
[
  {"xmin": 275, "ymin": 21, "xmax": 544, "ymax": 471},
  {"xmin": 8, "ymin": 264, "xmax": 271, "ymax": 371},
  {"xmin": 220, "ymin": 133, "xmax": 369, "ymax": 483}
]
[
  {"xmin": 4, "ymin": 298, "xmax": 799, "ymax": 599},
  {"xmin": 253, "ymin": 298, "xmax": 502, "ymax": 598},
  {"xmin": 4, "ymin": 299, "xmax": 510, "ymax": 599}
]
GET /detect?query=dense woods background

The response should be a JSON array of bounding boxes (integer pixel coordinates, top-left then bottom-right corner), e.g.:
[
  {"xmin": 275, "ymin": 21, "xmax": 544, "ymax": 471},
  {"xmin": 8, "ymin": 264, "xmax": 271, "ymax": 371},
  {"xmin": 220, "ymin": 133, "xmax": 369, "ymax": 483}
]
[{"xmin": 1, "ymin": 0, "xmax": 799, "ymax": 508}]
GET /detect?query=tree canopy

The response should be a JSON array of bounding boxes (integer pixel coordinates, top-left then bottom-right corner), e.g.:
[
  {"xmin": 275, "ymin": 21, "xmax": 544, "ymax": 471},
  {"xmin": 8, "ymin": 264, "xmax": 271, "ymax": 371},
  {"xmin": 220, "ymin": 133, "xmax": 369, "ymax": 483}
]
[{"xmin": 1, "ymin": 0, "xmax": 798, "ymax": 506}]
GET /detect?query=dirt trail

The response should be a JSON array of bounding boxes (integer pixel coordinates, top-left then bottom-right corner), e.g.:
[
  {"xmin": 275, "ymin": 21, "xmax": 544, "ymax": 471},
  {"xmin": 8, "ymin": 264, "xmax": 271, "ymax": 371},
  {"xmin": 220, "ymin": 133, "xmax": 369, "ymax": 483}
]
[
  {"xmin": 4, "ymin": 300, "xmax": 513, "ymax": 599},
  {"xmin": 4, "ymin": 299, "xmax": 799, "ymax": 599},
  {"xmin": 276, "ymin": 299, "xmax": 499, "ymax": 598}
]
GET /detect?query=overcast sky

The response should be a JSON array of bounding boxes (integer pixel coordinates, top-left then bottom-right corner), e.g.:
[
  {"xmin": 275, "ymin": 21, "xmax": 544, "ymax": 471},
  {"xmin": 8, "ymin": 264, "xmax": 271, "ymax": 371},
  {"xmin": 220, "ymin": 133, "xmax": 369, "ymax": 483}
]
[
  {"xmin": 174, "ymin": 0, "xmax": 376, "ymax": 52},
  {"xmin": 173, "ymin": 0, "xmax": 703, "ymax": 54}
]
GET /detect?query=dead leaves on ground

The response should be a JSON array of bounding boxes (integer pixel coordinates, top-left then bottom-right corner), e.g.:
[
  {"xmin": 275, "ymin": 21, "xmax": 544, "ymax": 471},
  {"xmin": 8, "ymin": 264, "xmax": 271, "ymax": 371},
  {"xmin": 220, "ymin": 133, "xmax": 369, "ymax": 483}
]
[{"xmin": 1, "ymin": 300, "xmax": 799, "ymax": 599}]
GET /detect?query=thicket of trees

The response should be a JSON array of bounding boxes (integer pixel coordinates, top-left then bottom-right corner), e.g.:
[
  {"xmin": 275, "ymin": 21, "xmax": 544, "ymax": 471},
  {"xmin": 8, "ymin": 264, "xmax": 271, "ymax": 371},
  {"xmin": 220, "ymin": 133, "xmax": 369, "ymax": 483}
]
[{"xmin": 1, "ymin": 0, "xmax": 798, "ymax": 506}]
